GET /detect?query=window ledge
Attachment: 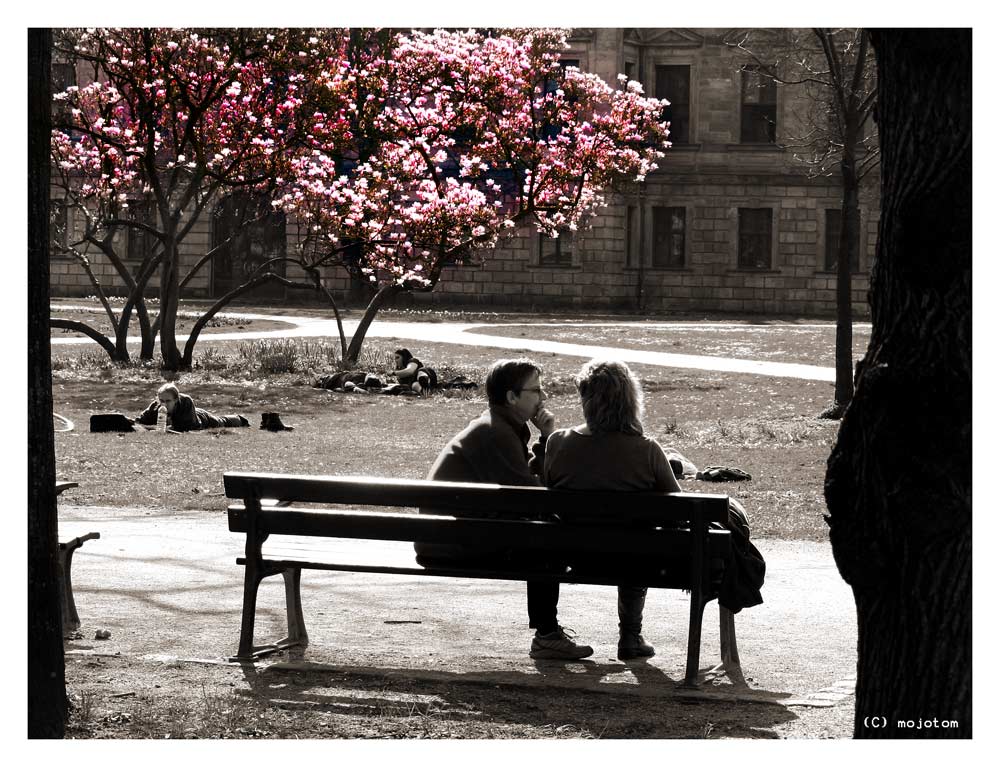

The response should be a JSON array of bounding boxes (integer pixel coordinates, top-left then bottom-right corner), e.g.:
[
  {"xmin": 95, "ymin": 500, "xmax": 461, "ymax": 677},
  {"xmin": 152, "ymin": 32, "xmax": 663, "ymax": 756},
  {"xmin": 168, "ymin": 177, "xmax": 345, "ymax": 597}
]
[
  {"xmin": 625, "ymin": 265, "xmax": 692, "ymax": 273},
  {"xmin": 666, "ymin": 143, "xmax": 702, "ymax": 152},
  {"xmin": 814, "ymin": 270, "xmax": 868, "ymax": 276},
  {"xmin": 725, "ymin": 144, "xmax": 785, "ymax": 152},
  {"xmin": 727, "ymin": 268, "xmax": 783, "ymax": 275},
  {"xmin": 527, "ymin": 263, "xmax": 581, "ymax": 271}
]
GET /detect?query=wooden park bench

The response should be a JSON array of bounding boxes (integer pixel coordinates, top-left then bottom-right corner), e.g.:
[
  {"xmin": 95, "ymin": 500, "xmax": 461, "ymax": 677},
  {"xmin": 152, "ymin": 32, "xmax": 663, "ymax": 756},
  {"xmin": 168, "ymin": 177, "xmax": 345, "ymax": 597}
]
[
  {"xmin": 56, "ymin": 481, "xmax": 101, "ymax": 635},
  {"xmin": 224, "ymin": 471, "xmax": 744, "ymax": 686}
]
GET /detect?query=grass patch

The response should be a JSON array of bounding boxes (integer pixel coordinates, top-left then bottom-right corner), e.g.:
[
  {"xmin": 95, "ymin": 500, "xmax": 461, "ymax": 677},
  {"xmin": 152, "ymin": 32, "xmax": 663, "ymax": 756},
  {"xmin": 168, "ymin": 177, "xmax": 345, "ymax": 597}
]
[
  {"xmin": 53, "ymin": 327, "xmax": 839, "ymax": 540},
  {"xmin": 470, "ymin": 322, "xmax": 871, "ymax": 367}
]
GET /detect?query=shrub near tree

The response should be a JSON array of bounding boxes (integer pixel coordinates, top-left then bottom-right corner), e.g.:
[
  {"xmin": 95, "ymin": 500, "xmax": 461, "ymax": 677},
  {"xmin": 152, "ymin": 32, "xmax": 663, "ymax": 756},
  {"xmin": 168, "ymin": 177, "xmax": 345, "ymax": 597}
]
[{"xmin": 274, "ymin": 28, "xmax": 671, "ymax": 363}]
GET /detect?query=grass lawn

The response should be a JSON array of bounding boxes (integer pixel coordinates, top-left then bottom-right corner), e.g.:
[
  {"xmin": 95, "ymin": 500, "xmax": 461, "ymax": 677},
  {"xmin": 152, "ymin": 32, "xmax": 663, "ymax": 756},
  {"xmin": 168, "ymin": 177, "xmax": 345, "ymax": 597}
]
[{"xmin": 52, "ymin": 320, "xmax": 847, "ymax": 541}]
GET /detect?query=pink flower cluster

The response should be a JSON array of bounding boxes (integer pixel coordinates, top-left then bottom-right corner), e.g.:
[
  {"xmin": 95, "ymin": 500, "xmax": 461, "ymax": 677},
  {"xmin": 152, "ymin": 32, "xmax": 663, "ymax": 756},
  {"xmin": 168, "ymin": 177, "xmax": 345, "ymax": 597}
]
[
  {"xmin": 53, "ymin": 28, "xmax": 669, "ymax": 290},
  {"xmin": 273, "ymin": 28, "xmax": 670, "ymax": 286}
]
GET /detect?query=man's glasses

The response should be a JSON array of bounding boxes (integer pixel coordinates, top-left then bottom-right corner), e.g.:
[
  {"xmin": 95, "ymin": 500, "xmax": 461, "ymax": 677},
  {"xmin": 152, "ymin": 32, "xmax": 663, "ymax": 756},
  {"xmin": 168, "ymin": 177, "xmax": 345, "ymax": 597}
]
[{"xmin": 519, "ymin": 387, "xmax": 545, "ymax": 395}]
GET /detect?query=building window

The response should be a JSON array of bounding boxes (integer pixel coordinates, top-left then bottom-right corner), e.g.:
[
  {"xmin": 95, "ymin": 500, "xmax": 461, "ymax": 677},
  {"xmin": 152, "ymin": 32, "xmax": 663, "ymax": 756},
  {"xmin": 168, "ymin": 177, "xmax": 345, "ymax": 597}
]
[
  {"xmin": 652, "ymin": 206, "xmax": 685, "ymax": 267},
  {"xmin": 541, "ymin": 59, "xmax": 580, "ymax": 141},
  {"xmin": 824, "ymin": 209, "xmax": 860, "ymax": 272},
  {"xmin": 740, "ymin": 66, "xmax": 777, "ymax": 144},
  {"xmin": 126, "ymin": 199, "xmax": 158, "ymax": 262},
  {"xmin": 52, "ymin": 61, "xmax": 76, "ymax": 93},
  {"xmin": 52, "ymin": 62, "xmax": 76, "ymax": 124},
  {"xmin": 738, "ymin": 208, "xmax": 772, "ymax": 269},
  {"xmin": 539, "ymin": 232, "xmax": 573, "ymax": 267},
  {"xmin": 655, "ymin": 65, "xmax": 690, "ymax": 144},
  {"xmin": 625, "ymin": 205, "xmax": 639, "ymax": 267},
  {"xmin": 624, "ymin": 60, "xmax": 637, "ymax": 83}
]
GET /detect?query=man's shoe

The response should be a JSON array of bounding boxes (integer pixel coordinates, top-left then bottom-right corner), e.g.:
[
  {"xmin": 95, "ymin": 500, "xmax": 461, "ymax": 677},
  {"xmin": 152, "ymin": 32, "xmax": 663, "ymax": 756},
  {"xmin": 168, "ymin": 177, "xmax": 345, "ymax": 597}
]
[
  {"xmin": 529, "ymin": 626, "xmax": 594, "ymax": 660},
  {"xmin": 260, "ymin": 412, "xmax": 295, "ymax": 431},
  {"xmin": 617, "ymin": 632, "xmax": 656, "ymax": 660}
]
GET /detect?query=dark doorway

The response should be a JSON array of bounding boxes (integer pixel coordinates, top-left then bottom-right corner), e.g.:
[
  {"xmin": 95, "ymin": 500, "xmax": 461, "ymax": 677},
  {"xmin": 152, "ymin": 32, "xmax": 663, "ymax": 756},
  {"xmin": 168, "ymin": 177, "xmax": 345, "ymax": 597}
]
[{"xmin": 211, "ymin": 193, "xmax": 287, "ymax": 299}]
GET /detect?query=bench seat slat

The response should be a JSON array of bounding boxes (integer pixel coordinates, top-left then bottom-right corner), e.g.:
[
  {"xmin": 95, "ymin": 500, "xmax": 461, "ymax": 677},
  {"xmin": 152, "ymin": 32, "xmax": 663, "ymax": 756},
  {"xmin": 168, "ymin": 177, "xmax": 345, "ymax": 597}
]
[
  {"xmin": 223, "ymin": 472, "xmax": 729, "ymax": 524},
  {"xmin": 229, "ymin": 506, "xmax": 730, "ymax": 557},
  {"xmin": 238, "ymin": 557, "xmax": 715, "ymax": 590}
]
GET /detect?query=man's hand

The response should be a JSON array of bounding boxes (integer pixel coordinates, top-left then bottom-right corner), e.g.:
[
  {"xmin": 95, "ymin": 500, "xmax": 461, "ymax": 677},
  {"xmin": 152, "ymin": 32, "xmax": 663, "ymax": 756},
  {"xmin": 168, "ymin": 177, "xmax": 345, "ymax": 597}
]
[{"xmin": 531, "ymin": 407, "xmax": 556, "ymax": 437}]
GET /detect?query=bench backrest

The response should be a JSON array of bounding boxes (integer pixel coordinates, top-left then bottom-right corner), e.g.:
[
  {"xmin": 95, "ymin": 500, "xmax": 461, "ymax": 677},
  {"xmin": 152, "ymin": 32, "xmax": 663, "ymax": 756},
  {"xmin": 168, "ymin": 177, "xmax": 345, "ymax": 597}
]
[
  {"xmin": 224, "ymin": 472, "xmax": 732, "ymax": 588},
  {"xmin": 223, "ymin": 472, "xmax": 730, "ymax": 528}
]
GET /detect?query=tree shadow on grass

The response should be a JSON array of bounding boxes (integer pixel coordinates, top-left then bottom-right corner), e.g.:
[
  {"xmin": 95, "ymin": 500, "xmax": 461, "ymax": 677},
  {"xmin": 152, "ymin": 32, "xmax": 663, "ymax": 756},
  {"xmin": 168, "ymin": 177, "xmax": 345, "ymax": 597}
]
[{"xmin": 233, "ymin": 657, "xmax": 798, "ymax": 738}]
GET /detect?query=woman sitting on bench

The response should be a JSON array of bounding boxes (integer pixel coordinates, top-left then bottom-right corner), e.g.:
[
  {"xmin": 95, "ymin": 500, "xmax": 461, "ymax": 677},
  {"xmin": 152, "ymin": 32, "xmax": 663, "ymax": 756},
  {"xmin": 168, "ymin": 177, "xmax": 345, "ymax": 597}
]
[
  {"xmin": 543, "ymin": 359, "xmax": 681, "ymax": 661},
  {"xmin": 545, "ymin": 359, "xmax": 765, "ymax": 661}
]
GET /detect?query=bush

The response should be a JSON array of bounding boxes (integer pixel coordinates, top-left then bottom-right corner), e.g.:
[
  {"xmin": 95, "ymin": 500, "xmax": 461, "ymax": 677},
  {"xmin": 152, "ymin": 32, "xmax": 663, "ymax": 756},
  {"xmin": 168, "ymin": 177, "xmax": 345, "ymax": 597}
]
[
  {"xmin": 233, "ymin": 338, "xmax": 396, "ymax": 377},
  {"xmin": 236, "ymin": 339, "xmax": 301, "ymax": 375}
]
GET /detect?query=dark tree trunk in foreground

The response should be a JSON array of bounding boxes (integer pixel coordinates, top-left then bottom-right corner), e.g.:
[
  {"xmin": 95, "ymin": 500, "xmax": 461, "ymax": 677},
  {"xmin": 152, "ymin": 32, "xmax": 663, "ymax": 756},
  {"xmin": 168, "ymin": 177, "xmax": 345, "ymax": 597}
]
[
  {"xmin": 825, "ymin": 29, "xmax": 971, "ymax": 738},
  {"xmin": 28, "ymin": 27, "xmax": 67, "ymax": 738}
]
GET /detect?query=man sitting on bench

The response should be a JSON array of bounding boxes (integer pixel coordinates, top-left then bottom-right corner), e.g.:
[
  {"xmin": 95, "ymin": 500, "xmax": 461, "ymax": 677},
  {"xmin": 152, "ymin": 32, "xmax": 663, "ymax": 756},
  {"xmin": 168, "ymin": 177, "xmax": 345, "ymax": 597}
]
[
  {"xmin": 415, "ymin": 358, "xmax": 593, "ymax": 661},
  {"xmin": 136, "ymin": 383, "xmax": 250, "ymax": 432}
]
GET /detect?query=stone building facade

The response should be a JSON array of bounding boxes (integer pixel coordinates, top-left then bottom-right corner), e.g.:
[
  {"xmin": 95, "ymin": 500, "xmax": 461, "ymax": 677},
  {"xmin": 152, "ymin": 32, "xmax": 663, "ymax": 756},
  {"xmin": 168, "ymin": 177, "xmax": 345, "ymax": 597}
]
[{"xmin": 51, "ymin": 28, "xmax": 878, "ymax": 318}]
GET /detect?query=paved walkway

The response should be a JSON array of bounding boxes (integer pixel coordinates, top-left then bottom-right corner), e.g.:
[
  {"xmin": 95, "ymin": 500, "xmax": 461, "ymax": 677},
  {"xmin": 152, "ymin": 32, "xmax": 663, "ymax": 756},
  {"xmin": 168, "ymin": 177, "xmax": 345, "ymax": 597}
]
[
  {"xmin": 50, "ymin": 307, "xmax": 846, "ymax": 381},
  {"xmin": 61, "ymin": 506, "xmax": 855, "ymax": 708}
]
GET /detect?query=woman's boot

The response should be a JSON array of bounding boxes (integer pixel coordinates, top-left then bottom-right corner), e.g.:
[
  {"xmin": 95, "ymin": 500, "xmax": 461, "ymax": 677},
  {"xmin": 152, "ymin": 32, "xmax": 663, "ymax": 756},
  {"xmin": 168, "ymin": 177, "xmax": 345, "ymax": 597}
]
[{"xmin": 618, "ymin": 586, "xmax": 655, "ymax": 660}]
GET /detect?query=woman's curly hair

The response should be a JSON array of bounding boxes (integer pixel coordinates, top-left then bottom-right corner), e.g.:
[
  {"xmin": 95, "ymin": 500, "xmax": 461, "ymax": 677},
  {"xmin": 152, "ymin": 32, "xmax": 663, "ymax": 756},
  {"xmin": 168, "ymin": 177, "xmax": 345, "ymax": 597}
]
[{"xmin": 575, "ymin": 359, "xmax": 644, "ymax": 436}]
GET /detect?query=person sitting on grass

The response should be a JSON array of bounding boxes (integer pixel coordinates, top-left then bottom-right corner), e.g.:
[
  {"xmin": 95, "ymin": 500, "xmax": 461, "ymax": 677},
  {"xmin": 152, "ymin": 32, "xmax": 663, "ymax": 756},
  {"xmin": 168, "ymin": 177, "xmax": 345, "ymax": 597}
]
[
  {"xmin": 392, "ymin": 348, "xmax": 437, "ymax": 394},
  {"xmin": 136, "ymin": 383, "xmax": 249, "ymax": 432}
]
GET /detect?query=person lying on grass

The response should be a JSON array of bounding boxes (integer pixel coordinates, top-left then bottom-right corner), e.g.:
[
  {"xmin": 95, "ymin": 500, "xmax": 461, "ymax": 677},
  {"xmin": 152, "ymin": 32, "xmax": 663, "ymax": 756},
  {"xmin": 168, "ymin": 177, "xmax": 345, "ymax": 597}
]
[{"xmin": 136, "ymin": 383, "xmax": 250, "ymax": 432}]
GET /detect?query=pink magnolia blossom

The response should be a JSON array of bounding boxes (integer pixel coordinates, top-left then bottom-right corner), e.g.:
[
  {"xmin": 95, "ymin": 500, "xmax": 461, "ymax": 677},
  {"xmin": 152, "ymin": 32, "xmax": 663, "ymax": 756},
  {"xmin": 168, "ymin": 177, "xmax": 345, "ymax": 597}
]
[{"xmin": 275, "ymin": 27, "xmax": 670, "ymax": 288}]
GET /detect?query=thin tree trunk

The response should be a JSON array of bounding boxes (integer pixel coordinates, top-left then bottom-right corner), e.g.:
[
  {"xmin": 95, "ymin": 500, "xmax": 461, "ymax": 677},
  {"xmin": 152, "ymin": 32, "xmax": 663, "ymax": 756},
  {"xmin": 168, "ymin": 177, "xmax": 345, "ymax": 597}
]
[
  {"xmin": 49, "ymin": 319, "xmax": 120, "ymax": 360},
  {"xmin": 825, "ymin": 28, "xmax": 971, "ymax": 738},
  {"xmin": 834, "ymin": 150, "xmax": 858, "ymax": 412},
  {"xmin": 345, "ymin": 283, "xmax": 404, "ymax": 363},
  {"xmin": 158, "ymin": 235, "xmax": 182, "ymax": 370},
  {"xmin": 180, "ymin": 273, "xmax": 315, "ymax": 368},
  {"xmin": 28, "ymin": 27, "xmax": 67, "ymax": 739},
  {"xmin": 307, "ymin": 268, "xmax": 348, "ymax": 360}
]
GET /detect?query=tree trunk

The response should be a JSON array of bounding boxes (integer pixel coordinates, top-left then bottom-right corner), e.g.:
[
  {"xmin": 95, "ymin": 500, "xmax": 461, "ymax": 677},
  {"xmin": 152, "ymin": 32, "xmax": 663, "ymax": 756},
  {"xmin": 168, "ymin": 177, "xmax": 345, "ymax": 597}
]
[
  {"xmin": 345, "ymin": 283, "xmax": 404, "ymax": 364},
  {"xmin": 49, "ymin": 319, "xmax": 120, "ymax": 360},
  {"xmin": 28, "ymin": 27, "xmax": 67, "ymax": 739},
  {"xmin": 158, "ymin": 235, "xmax": 182, "ymax": 370},
  {"xmin": 180, "ymin": 273, "xmax": 315, "ymax": 368},
  {"xmin": 834, "ymin": 148, "xmax": 859, "ymax": 413},
  {"xmin": 825, "ymin": 29, "xmax": 971, "ymax": 738}
]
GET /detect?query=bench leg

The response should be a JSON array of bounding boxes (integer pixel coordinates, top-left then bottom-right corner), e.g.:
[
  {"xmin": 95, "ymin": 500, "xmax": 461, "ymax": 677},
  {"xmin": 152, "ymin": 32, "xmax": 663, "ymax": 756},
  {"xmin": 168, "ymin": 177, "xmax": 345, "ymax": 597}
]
[
  {"xmin": 233, "ymin": 566, "xmax": 264, "ymax": 661},
  {"xmin": 702, "ymin": 605, "xmax": 748, "ymax": 687},
  {"xmin": 58, "ymin": 545, "xmax": 80, "ymax": 636},
  {"xmin": 231, "ymin": 566, "xmax": 309, "ymax": 663},
  {"xmin": 682, "ymin": 592, "xmax": 710, "ymax": 687},
  {"xmin": 280, "ymin": 567, "xmax": 309, "ymax": 650},
  {"xmin": 719, "ymin": 605, "xmax": 746, "ymax": 684}
]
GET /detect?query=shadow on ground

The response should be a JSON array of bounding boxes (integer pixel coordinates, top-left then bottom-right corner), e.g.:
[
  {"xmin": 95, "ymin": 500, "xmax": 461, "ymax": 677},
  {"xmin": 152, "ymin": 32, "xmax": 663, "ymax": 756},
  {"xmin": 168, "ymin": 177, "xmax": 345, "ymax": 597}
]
[{"xmin": 233, "ymin": 657, "xmax": 798, "ymax": 738}]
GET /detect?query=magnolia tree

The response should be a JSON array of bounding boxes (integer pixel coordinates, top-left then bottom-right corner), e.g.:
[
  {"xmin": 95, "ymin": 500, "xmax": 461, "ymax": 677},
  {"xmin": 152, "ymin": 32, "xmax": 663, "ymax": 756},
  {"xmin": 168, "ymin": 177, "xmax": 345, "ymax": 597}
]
[
  {"xmin": 275, "ymin": 28, "xmax": 671, "ymax": 362},
  {"xmin": 51, "ymin": 28, "xmax": 340, "ymax": 368}
]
